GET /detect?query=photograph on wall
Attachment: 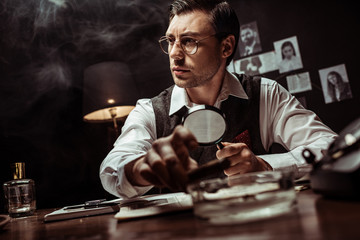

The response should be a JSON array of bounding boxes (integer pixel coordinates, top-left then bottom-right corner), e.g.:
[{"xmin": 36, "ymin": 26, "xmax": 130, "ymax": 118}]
[
  {"xmin": 286, "ymin": 72, "xmax": 312, "ymax": 94},
  {"xmin": 233, "ymin": 51, "xmax": 277, "ymax": 75},
  {"xmin": 234, "ymin": 55, "xmax": 262, "ymax": 75},
  {"xmin": 274, "ymin": 36, "xmax": 303, "ymax": 73},
  {"xmin": 319, "ymin": 64, "xmax": 352, "ymax": 104},
  {"xmin": 238, "ymin": 21, "xmax": 262, "ymax": 57}
]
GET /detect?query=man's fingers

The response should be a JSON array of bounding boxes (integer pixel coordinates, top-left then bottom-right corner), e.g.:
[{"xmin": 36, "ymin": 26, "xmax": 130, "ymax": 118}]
[
  {"xmin": 188, "ymin": 158, "xmax": 198, "ymax": 171},
  {"xmin": 138, "ymin": 163, "xmax": 164, "ymax": 187},
  {"xmin": 145, "ymin": 148, "xmax": 171, "ymax": 186},
  {"xmin": 153, "ymin": 139, "xmax": 179, "ymax": 167},
  {"xmin": 147, "ymin": 139, "xmax": 188, "ymax": 190},
  {"xmin": 223, "ymin": 162, "xmax": 252, "ymax": 176},
  {"xmin": 216, "ymin": 142, "xmax": 248, "ymax": 160},
  {"xmin": 139, "ymin": 125, "xmax": 199, "ymax": 191},
  {"xmin": 167, "ymin": 161, "xmax": 188, "ymax": 191},
  {"xmin": 172, "ymin": 143, "xmax": 191, "ymax": 169},
  {"xmin": 216, "ymin": 142, "xmax": 264, "ymax": 175},
  {"xmin": 171, "ymin": 126, "xmax": 198, "ymax": 168},
  {"xmin": 172, "ymin": 125, "xmax": 198, "ymax": 151}
]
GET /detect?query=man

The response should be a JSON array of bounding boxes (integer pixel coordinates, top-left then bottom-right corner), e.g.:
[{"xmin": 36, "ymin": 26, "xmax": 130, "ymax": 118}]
[
  {"xmin": 100, "ymin": 0, "xmax": 337, "ymax": 198},
  {"xmin": 239, "ymin": 23, "xmax": 262, "ymax": 57}
]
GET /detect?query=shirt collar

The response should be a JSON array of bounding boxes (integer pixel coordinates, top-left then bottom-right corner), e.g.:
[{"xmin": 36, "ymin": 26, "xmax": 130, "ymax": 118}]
[{"xmin": 169, "ymin": 71, "xmax": 249, "ymax": 116}]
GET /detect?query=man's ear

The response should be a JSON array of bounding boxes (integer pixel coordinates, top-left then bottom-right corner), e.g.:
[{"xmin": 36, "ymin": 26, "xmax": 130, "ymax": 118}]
[{"xmin": 221, "ymin": 35, "xmax": 236, "ymax": 59}]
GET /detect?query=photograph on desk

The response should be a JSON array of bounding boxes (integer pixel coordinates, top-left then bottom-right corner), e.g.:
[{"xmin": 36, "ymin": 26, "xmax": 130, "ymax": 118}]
[{"xmin": 319, "ymin": 64, "xmax": 353, "ymax": 104}]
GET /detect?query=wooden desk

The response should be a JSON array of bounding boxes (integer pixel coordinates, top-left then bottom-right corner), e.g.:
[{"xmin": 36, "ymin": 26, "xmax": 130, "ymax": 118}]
[{"xmin": 1, "ymin": 190, "xmax": 360, "ymax": 240}]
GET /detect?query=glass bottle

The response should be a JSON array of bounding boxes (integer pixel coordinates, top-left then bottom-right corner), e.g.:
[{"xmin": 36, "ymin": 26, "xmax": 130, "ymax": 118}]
[{"xmin": 3, "ymin": 162, "xmax": 36, "ymax": 217}]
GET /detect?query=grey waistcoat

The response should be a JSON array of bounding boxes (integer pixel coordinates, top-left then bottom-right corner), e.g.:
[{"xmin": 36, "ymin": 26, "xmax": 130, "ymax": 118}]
[{"xmin": 151, "ymin": 74, "xmax": 267, "ymax": 175}]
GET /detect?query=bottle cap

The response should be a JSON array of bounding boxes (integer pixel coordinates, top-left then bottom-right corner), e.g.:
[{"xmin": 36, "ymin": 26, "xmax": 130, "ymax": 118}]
[{"xmin": 11, "ymin": 162, "xmax": 26, "ymax": 180}]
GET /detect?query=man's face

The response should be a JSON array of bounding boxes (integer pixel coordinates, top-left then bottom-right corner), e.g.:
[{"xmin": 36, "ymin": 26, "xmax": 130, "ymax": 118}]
[
  {"xmin": 166, "ymin": 11, "xmax": 223, "ymax": 88},
  {"xmin": 240, "ymin": 28, "xmax": 255, "ymax": 46}
]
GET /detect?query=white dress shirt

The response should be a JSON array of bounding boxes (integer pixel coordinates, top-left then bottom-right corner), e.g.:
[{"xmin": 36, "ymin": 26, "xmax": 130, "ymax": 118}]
[{"xmin": 100, "ymin": 72, "xmax": 337, "ymax": 198}]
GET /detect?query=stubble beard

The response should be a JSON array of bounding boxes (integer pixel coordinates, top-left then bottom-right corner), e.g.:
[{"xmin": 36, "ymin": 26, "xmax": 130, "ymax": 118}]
[{"xmin": 173, "ymin": 58, "xmax": 221, "ymax": 89}]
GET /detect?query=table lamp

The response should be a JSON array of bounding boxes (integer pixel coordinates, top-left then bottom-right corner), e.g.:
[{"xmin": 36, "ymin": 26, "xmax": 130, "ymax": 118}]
[{"xmin": 82, "ymin": 62, "xmax": 139, "ymax": 136}]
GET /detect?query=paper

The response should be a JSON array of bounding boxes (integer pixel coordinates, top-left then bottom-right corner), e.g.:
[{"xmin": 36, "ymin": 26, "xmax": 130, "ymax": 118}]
[
  {"xmin": 44, "ymin": 198, "xmax": 121, "ymax": 222},
  {"xmin": 44, "ymin": 193, "xmax": 193, "ymax": 222},
  {"xmin": 115, "ymin": 192, "xmax": 193, "ymax": 220}
]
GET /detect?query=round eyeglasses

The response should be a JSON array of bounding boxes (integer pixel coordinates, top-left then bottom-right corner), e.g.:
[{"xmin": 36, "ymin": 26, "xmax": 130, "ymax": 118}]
[{"xmin": 158, "ymin": 34, "xmax": 217, "ymax": 55}]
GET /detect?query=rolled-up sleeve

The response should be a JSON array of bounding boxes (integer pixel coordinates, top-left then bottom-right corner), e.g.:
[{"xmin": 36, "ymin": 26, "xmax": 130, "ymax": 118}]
[
  {"xmin": 99, "ymin": 99, "xmax": 156, "ymax": 198},
  {"xmin": 258, "ymin": 79, "xmax": 337, "ymax": 178}
]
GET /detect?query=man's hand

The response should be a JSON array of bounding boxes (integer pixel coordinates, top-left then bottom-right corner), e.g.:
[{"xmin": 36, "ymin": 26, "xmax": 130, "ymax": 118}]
[
  {"xmin": 125, "ymin": 125, "xmax": 198, "ymax": 191},
  {"xmin": 216, "ymin": 142, "xmax": 272, "ymax": 176}
]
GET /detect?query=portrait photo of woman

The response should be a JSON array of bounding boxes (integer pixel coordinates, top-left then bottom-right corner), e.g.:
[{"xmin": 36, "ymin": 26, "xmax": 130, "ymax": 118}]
[
  {"xmin": 274, "ymin": 36, "xmax": 303, "ymax": 74},
  {"xmin": 319, "ymin": 64, "xmax": 353, "ymax": 104},
  {"xmin": 326, "ymin": 71, "xmax": 352, "ymax": 103}
]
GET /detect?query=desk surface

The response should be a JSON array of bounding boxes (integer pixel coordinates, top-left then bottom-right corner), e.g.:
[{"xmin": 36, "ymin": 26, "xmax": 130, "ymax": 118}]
[{"xmin": 1, "ymin": 189, "xmax": 360, "ymax": 240}]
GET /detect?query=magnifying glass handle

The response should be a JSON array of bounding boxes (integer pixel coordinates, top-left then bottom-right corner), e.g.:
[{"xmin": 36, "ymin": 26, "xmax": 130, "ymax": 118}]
[
  {"xmin": 187, "ymin": 158, "xmax": 230, "ymax": 184},
  {"xmin": 217, "ymin": 142, "xmax": 224, "ymax": 149}
]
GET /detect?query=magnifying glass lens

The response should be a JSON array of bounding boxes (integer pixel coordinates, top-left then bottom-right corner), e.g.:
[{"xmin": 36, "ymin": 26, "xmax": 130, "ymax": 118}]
[{"xmin": 183, "ymin": 105, "xmax": 227, "ymax": 146}]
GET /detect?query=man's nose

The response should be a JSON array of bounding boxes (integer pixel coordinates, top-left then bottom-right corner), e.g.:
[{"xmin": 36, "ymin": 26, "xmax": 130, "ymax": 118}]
[{"xmin": 169, "ymin": 40, "xmax": 184, "ymax": 60}]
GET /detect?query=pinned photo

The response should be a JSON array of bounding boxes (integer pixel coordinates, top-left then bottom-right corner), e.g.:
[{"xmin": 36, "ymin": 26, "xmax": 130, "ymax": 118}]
[
  {"xmin": 319, "ymin": 64, "xmax": 352, "ymax": 104},
  {"xmin": 239, "ymin": 21, "xmax": 262, "ymax": 57},
  {"xmin": 286, "ymin": 72, "xmax": 312, "ymax": 94},
  {"xmin": 234, "ymin": 55, "xmax": 262, "ymax": 76},
  {"xmin": 233, "ymin": 51, "xmax": 277, "ymax": 75},
  {"xmin": 274, "ymin": 36, "xmax": 303, "ymax": 73}
]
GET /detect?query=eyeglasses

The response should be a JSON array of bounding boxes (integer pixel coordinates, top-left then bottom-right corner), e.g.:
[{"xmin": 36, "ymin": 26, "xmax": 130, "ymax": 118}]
[{"xmin": 158, "ymin": 34, "xmax": 217, "ymax": 55}]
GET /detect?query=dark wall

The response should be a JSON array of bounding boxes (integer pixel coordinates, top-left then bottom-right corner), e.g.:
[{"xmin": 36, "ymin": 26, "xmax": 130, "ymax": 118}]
[
  {"xmin": 0, "ymin": 0, "xmax": 359, "ymax": 213},
  {"xmin": 0, "ymin": 0, "xmax": 172, "ymax": 212},
  {"xmin": 229, "ymin": 0, "xmax": 360, "ymax": 132}
]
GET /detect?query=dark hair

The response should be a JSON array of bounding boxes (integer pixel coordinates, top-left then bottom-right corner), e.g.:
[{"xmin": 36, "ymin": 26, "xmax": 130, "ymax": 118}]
[
  {"xmin": 327, "ymin": 71, "xmax": 348, "ymax": 102},
  {"xmin": 327, "ymin": 71, "xmax": 344, "ymax": 84},
  {"xmin": 281, "ymin": 41, "xmax": 296, "ymax": 59},
  {"xmin": 240, "ymin": 23, "xmax": 254, "ymax": 32},
  {"xmin": 168, "ymin": 0, "xmax": 239, "ymax": 66}
]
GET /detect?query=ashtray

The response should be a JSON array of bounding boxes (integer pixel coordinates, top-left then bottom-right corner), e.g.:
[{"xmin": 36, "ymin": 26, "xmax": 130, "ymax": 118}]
[{"xmin": 187, "ymin": 171, "xmax": 297, "ymax": 224}]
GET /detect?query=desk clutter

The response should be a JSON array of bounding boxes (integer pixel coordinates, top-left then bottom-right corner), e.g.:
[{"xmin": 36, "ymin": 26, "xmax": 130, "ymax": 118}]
[
  {"xmin": 187, "ymin": 171, "xmax": 297, "ymax": 225},
  {"xmin": 44, "ymin": 192, "xmax": 192, "ymax": 223},
  {"xmin": 4, "ymin": 118, "xmax": 360, "ymax": 227},
  {"xmin": 303, "ymin": 117, "xmax": 360, "ymax": 199},
  {"xmin": 44, "ymin": 171, "xmax": 297, "ymax": 225}
]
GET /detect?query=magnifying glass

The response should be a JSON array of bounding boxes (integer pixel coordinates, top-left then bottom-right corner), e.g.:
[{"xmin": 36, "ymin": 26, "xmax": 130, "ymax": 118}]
[
  {"xmin": 182, "ymin": 105, "xmax": 227, "ymax": 149},
  {"xmin": 183, "ymin": 105, "xmax": 230, "ymax": 183}
]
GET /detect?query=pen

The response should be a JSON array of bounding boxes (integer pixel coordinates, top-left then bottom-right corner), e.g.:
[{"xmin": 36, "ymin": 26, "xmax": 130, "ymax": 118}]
[{"xmin": 63, "ymin": 199, "xmax": 121, "ymax": 210}]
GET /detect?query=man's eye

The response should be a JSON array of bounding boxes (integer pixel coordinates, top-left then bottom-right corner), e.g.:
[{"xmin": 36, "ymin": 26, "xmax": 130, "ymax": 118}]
[
  {"xmin": 167, "ymin": 38, "xmax": 175, "ymax": 44},
  {"xmin": 181, "ymin": 38, "xmax": 196, "ymax": 45}
]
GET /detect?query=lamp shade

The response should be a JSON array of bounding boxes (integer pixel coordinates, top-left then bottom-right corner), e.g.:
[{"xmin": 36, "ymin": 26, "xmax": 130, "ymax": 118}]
[{"xmin": 82, "ymin": 62, "xmax": 138, "ymax": 122}]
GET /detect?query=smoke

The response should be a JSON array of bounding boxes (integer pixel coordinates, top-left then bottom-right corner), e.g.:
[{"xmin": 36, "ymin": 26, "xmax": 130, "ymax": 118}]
[
  {"xmin": 34, "ymin": 56, "xmax": 72, "ymax": 93},
  {"xmin": 0, "ymin": 0, "xmax": 169, "ymax": 136},
  {"xmin": 73, "ymin": 0, "xmax": 167, "ymax": 63}
]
